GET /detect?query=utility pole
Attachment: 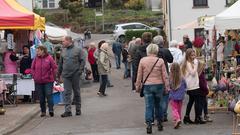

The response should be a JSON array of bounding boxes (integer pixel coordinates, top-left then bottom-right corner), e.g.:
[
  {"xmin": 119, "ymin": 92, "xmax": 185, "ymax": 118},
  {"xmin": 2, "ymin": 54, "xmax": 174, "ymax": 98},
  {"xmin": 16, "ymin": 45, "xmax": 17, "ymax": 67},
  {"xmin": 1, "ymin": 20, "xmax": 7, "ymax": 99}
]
[{"xmin": 102, "ymin": 0, "xmax": 105, "ymax": 32}]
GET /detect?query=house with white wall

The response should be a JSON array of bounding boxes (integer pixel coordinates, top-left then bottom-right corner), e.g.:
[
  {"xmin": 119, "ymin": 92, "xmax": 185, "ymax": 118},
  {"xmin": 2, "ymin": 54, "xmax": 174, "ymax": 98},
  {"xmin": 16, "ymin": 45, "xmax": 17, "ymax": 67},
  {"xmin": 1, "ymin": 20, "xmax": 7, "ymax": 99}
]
[
  {"xmin": 146, "ymin": 0, "xmax": 162, "ymax": 11},
  {"xmin": 34, "ymin": 0, "xmax": 60, "ymax": 9},
  {"xmin": 163, "ymin": 0, "xmax": 232, "ymax": 42},
  {"xmin": 17, "ymin": 0, "xmax": 33, "ymax": 11}
]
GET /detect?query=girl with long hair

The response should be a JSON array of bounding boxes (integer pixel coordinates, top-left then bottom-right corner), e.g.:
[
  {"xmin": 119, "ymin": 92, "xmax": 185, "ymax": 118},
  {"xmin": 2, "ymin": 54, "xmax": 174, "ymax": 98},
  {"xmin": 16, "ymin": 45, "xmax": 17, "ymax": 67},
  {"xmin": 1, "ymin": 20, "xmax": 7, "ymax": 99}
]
[
  {"xmin": 169, "ymin": 63, "xmax": 186, "ymax": 129},
  {"xmin": 182, "ymin": 48, "xmax": 206, "ymax": 124}
]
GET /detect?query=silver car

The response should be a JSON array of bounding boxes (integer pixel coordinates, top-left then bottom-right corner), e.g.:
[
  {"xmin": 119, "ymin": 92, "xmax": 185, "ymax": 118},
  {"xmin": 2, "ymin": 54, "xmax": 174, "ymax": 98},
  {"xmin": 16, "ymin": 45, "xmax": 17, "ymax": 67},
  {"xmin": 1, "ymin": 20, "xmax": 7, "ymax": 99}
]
[{"xmin": 113, "ymin": 22, "xmax": 160, "ymax": 42}]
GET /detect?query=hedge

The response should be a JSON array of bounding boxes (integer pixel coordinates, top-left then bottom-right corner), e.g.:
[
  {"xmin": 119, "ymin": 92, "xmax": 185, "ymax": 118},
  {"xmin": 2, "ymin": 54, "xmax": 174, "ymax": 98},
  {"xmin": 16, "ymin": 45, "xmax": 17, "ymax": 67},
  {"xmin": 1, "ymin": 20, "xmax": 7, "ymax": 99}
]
[{"xmin": 125, "ymin": 30, "xmax": 158, "ymax": 42}]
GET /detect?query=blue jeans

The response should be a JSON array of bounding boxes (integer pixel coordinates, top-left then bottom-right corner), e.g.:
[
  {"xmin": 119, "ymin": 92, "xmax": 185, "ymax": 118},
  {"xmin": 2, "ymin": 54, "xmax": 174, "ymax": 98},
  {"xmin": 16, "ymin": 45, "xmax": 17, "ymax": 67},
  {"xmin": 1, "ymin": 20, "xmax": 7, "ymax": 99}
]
[
  {"xmin": 35, "ymin": 82, "xmax": 54, "ymax": 113},
  {"xmin": 143, "ymin": 84, "xmax": 164, "ymax": 123},
  {"xmin": 114, "ymin": 54, "xmax": 121, "ymax": 68},
  {"xmin": 100, "ymin": 75, "xmax": 111, "ymax": 86},
  {"xmin": 160, "ymin": 92, "xmax": 169, "ymax": 120},
  {"xmin": 123, "ymin": 61, "xmax": 128, "ymax": 78},
  {"xmin": 99, "ymin": 75, "xmax": 108, "ymax": 94}
]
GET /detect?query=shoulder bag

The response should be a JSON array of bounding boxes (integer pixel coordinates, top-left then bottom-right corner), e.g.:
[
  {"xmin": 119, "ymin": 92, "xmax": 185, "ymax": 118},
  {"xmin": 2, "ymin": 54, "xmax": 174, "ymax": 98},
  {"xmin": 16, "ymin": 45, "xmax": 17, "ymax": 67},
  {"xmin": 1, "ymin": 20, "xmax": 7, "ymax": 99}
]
[{"xmin": 140, "ymin": 58, "xmax": 159, "ymax": 97}]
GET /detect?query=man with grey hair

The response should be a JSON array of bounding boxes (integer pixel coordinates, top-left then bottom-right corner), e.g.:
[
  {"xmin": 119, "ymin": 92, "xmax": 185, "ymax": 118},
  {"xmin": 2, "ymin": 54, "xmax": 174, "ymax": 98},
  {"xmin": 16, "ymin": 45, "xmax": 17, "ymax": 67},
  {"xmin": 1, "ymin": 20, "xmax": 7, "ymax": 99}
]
[
  {"xmin": 153, "ymin": 35, "xmax": 173, "ymax": 123},
  {"xmin": 129, "ymin": 38, "xmax": 142, "ymax": 91},
  {"xmin": 58, "ymin": 36, "xmax": 85, "ymax": 117},
  {"xmin": 153, "ymin": 35, "xmax": 173, "ymax": 74},
  {"xmin": 169, "ymin": 40, "xmax": 183, "ymax": 64}
]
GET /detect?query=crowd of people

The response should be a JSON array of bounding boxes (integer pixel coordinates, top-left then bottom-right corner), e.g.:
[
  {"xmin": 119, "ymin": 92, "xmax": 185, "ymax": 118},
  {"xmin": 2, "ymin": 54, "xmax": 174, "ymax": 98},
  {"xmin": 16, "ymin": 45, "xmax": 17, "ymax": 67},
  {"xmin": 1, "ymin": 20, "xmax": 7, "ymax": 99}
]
[
  {"xmin": 1, "ymin": 30, "xmax": 216, "ymax": 134},
  {"xmin": 26, "ymin": 33, "xmax": 213, "ymax": 134},
  {"xmin": 115, "ymin": 32, "xmax": 213, "ymax": 134}
]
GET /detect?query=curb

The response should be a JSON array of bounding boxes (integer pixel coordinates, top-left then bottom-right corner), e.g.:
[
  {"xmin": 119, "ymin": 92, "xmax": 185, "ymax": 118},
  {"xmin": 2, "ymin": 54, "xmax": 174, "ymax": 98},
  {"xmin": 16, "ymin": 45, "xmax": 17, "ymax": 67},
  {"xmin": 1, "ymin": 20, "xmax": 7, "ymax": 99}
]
[{"xmin": 1, "ymin": 105, "xmax": 40, "ymax": 135}]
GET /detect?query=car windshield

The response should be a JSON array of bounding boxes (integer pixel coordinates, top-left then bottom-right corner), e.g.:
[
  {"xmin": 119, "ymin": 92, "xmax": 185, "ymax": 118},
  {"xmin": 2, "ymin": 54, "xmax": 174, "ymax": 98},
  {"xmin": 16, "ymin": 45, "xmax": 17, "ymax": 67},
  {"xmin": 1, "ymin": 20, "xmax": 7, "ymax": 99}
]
[{"xmin": 115, "ymin": 26, "xmax": 118, "ymax": 30}]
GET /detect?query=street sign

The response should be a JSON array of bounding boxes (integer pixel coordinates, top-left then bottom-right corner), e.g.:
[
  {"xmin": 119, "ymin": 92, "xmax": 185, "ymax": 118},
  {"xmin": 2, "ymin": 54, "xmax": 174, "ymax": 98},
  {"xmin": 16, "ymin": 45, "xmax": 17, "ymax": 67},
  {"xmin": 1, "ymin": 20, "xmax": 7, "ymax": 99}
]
[{"xmin": 95, "ymin": 12, "xmax": 103, "ymax": 16}]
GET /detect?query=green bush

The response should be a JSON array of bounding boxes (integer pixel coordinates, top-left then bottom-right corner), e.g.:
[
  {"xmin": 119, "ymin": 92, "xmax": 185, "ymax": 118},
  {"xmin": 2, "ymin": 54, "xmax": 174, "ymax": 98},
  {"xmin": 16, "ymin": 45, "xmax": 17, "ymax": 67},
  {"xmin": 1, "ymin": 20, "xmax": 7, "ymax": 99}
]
[
  {"xmin": 124, "ymin": 0, "xmax": 145, "ymax": 10},
  {"xmin": 125, "ymin": 30, "xmax": 158, "ymax": 42}
]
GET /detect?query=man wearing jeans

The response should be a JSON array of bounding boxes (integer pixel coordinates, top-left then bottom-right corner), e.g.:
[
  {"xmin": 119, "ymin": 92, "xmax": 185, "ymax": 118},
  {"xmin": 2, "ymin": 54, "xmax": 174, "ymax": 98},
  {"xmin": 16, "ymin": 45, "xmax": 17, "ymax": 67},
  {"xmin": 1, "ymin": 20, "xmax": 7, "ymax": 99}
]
[
  {"xmin": 58, "ymin": 36, "xmax": 85, "ymax": 117},
  {"xmin": 112, "ymin": 40, "xmax": 122, "ymax": 69}
]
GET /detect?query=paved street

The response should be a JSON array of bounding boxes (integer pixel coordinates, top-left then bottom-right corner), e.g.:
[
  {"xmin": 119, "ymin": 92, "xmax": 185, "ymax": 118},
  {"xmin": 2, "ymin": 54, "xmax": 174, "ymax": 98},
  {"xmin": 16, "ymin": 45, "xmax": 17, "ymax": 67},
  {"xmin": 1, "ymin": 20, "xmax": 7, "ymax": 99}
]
[{"xmin": 11, "ymin": 34, "xmax": 233, "ymax": 135}]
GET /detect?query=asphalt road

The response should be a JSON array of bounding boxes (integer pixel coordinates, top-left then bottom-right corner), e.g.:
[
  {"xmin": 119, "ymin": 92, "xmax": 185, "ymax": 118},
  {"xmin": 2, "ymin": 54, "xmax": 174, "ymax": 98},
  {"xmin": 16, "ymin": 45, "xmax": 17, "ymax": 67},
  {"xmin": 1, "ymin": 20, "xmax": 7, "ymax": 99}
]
[{"xmin": 11, "ymin": 34, "xmax": 233, "ymax": 135}]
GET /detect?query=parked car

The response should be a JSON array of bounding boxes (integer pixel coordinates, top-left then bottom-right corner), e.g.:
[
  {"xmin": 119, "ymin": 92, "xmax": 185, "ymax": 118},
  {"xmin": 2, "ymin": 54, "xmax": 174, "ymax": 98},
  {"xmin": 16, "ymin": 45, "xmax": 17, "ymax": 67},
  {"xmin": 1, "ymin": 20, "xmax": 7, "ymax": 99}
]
[{"xmin": 113, "ymin": 22, "xmax": 160, "ymax": 43}]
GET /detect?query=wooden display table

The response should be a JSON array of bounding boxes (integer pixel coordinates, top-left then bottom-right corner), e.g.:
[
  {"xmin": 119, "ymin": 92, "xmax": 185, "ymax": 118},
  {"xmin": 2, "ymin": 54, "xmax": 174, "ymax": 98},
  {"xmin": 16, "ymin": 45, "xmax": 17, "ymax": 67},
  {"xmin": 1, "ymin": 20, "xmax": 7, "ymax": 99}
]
[{"xmin": 233, "ymin": 113, "xmax": 240, "ymax": 135}]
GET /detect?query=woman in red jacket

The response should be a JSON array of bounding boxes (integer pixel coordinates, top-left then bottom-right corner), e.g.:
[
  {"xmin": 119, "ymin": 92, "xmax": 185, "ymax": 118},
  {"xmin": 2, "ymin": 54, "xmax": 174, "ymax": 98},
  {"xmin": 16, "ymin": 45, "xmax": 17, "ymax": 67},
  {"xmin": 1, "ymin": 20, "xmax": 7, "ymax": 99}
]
[
  {"xmin": 88, "ymin": 42, "xmax": 99, "ymax": 82},
  {"xmin": 31, "ymin": 46, "xmax": 57, "ymax": 117}
]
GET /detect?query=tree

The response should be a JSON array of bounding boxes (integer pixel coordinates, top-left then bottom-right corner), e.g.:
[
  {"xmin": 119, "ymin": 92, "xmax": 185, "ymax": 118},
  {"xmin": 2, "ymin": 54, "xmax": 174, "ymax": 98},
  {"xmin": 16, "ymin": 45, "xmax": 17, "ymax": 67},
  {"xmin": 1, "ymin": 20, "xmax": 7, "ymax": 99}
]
[
  {"xmin": 58, "ymin": 0, "xmax": 83, "ymax": 19},
  {"xmin": 227, "ymin": 0, "xmax": 238, "ymax": 6},
  {"xmin": 59, "ymin": 0, "xmax": 81, "ymax": 9},
  {"xmin": 107, "ymin": 0, "xmax": 123, "ymax": 8},
  {"xmin": 68, "ymin": 1, "xmax": 83, "ymax": 18},
  {"xmin": 59, "ymin": 0, "xmax": 70, "ymax": 9}
]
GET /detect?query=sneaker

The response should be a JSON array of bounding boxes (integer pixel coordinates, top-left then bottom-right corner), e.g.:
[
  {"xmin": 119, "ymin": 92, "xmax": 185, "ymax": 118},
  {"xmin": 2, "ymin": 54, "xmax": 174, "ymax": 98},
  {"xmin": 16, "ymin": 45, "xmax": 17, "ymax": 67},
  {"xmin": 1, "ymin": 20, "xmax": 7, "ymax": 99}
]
[
  {"xmin": 61, "ymin": 112, "xmax": 72, "ymax": 117},
  {"xmin": 76, "ymin": 110, "xmax": 81, "ymax": 116},
  {"xmin": 163, "ymin": 117, "xmax": 168, "ymax": 122},
  {"xmin": 97, "ymin": 92, "xmax": 104, "ymax": 97},
  {"xmin": 40, "ymin": 112, "xmax": 46, "ymax": 117},
  {"xmin": 144, "ymin": 122, "xmax": 155, "ymax": 125},
  {"xmin": 49, "ymin": 112, "xmax": 54, "ymax": 117},
  {"xmin": 174, "ymin": 121, "xmax": 181, "ymax": 129},
  {"xmin": 102, "ymin": 93, "xmax": 108, "ymax": 96},
  {"xmin": 107, "ymin": 84, "xmax": 114, "ymax": 87},
  {"xmin": 204, "ymin": 115, "xmax": 213, "ymax": 122}
]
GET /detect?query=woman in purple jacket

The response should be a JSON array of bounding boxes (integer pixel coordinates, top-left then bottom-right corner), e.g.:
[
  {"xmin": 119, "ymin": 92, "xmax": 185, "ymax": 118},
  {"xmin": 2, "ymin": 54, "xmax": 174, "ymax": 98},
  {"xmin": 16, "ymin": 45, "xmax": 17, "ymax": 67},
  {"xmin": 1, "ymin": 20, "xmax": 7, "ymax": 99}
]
[{"xmin": 31, "ymin": 46, "xmax": 57, "ymax": 117}]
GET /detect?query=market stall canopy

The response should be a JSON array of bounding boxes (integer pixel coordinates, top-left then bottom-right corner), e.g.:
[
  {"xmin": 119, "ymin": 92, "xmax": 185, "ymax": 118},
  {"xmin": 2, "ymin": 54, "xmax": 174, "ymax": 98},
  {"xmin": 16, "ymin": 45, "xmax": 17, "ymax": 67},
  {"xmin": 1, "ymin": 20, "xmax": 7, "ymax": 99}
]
[
  {"xmin": 45, "ymin": 25, "xmax": 68, "ymax": 41},
  {"xmin": 45, "ymin": 23, "xmax": 83, "ymax": 41},
  {"xmin": 215, "ymin": 0, "xmax": 240, "ymax": 30},
  {"xmin": 0, "ymin": 0, "xmax": 45, "ymax": 30},
  {"xmin": 176, "ymin": 20, "xmax": 203, "ymax": 30}
]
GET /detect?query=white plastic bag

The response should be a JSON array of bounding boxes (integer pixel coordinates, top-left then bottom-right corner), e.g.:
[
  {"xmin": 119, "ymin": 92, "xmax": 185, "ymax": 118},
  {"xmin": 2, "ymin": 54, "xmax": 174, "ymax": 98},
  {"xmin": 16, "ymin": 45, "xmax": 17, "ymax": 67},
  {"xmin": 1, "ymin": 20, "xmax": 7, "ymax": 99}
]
[{"xmin": 212, "ymin": 77, "xmax": 218, "ymax": 87}]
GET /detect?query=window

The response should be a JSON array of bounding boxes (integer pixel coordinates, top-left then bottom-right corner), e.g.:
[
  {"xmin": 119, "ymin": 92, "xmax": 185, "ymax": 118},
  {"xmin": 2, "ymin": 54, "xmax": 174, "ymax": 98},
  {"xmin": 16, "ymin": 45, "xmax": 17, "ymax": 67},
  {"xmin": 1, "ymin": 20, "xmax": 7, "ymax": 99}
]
[
  {"xmin": 49, "ymin": 0, "xmax": 55, "ymax": 8},
  {"xmin": 122, "ymin": 25, "xmax": 136, "ymax": 30},
  {"xmin": 135, "ymin": 24, "xmax": 148, "ymax": 29},
  {"xmin": 42, "ymin": 0, "xmax": 48, "ymax": 8},
  {"xmin": 226, "ymin": 0, "xmax": 237, "ymax": 6},
  {"xmin": 194, "ymin": 28, "xmax": 204, "ymax": 39},
  {"xmin": 193, "ymin": 0, "xmax": 208, "ymax": 7}
]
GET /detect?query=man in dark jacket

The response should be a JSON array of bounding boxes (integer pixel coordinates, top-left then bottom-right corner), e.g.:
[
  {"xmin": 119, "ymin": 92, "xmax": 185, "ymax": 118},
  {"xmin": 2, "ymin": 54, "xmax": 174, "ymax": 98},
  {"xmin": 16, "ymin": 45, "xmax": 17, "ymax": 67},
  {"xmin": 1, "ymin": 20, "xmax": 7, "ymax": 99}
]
[
  {"xmin": 129, "ymin": 38, "xmax": 142, "ymax": 90},
  {"xmin": 112, "ymin": 40, "xmax": 122, "ymax": 69},
  {"xmin": 58, "ymin": 36, "xmax": 85, "ymax": 117},
  {"xmin": 153, "ymin": 35, "xmax": 173, "ymax": 73},
  {"xmin": 132, "ymin": 32, "xmax": 152, "ymax": 91},
  {"xmin": 153, "ymin": 35, "xmax": 173, "ymax": 123},
  {"xmin": 183, "ymin": 35, "xmax": 193, "ymax": 49}
]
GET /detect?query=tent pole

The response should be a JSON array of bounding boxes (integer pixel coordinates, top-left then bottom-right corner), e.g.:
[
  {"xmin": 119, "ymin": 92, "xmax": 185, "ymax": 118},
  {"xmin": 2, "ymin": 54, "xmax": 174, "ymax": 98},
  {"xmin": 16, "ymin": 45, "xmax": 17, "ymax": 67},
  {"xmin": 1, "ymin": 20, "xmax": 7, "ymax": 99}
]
[{"xmin": 212, "ymin": 26, "xmax": 217, "ymax": 78}]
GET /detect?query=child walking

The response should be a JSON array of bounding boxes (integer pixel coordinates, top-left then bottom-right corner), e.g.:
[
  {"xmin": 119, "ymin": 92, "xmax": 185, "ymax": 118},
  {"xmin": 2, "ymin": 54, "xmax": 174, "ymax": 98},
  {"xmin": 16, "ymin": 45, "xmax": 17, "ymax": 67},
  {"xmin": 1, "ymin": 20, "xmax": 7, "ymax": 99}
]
[{"xmin": 169, "ymin": 63, "xmax": 187, "ymax": 129}]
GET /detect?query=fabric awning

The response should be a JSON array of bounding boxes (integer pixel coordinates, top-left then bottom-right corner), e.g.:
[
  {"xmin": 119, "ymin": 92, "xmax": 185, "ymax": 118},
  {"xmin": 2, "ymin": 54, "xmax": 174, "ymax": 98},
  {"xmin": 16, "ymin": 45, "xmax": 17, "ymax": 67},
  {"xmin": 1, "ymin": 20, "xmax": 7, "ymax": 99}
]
[
  {"xmin": 0, "ymin": 0, "xmax": 34, "ymax": 29},
  {"xmin": 0, "ymin": 0, "xmax": 45, "ymax": 30},
  {"xmin": 175, "ymin": 20, "xmax": 203, "ymax": 30},
  {"xmin": 215, "ymin": 0, "xmax": 240, "ymax": 30}
]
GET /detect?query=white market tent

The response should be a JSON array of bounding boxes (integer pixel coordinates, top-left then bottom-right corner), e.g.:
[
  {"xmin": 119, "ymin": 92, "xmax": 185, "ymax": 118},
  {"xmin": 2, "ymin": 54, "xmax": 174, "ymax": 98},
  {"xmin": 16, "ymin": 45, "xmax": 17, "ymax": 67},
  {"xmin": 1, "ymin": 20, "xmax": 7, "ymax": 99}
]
[
  {"xmin": 45, "ymin": 25, "xmax": 68, "ymax": 41},
  {"xmin": 45, "ymin": 23, "xmax": 83, "ymax": 41},
  {"xmin": 215, "ymin": 0, "xmax": 240, "ymax": 30}
]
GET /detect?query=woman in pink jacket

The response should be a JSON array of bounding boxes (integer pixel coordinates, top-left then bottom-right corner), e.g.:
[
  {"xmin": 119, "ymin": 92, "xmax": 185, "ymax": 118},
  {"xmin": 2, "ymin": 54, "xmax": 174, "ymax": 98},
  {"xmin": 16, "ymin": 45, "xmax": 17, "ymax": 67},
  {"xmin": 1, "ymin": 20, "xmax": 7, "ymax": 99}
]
[
  {"xmin": 135, "ymin": 44, "xmax": 169, "ymax": 134},
  {"xmin": 31, "ymin": 46, "xmax": 57, "ymax": 117}
]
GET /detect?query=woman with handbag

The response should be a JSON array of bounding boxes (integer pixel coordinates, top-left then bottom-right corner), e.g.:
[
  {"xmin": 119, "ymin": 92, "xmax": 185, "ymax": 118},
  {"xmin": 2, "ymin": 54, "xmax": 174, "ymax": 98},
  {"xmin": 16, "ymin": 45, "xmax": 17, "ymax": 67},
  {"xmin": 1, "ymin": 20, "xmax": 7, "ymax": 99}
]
[
  {"xmin": 135, "ymin": 44, "xmax": 169, "ymax": 134},
  {"xmin": 97, "ymin": 43, "xmax": 111, "ymax": 96}
]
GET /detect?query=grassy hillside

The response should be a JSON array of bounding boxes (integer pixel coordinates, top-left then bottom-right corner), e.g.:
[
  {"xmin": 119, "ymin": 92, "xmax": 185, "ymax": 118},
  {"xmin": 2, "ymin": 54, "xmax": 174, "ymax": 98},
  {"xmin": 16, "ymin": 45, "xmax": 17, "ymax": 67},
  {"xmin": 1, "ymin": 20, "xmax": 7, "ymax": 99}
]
[{"xmin": 42, "ymin": 8, "xmax": 163, "ymax": 33}]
